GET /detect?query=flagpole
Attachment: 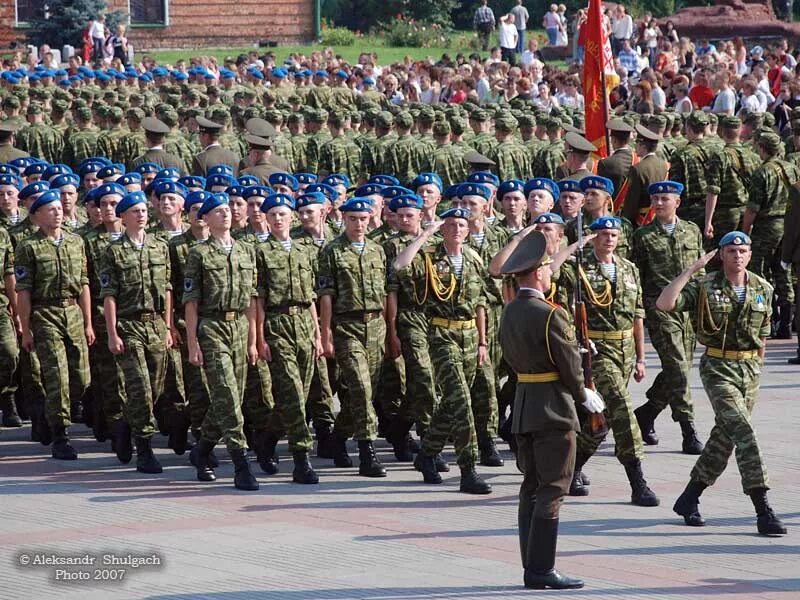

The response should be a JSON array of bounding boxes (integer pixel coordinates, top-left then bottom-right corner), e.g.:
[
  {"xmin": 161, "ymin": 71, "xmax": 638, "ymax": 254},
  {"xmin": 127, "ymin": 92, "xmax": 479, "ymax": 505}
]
[{"xmin": 600, "ymin": 68, "xmax": 611, "ymax": 157}]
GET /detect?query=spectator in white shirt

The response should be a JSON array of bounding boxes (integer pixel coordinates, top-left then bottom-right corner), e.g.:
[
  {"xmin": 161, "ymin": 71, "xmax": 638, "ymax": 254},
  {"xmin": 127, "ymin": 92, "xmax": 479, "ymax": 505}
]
[
  {"xmin": 90, "ymin": 15, "xmax": 106, "ymax": 63},
  {"xmin": 710, "ymin": 71, "xmax": 736, "ymax": 115},
  {"xmin": 498, "ymin": 14, "xmax": 519, "ymax": 66},
  {"xmin": 738, "ymin": 77, "xmax": 763, "ymax": 115},
  {"xmin": 509, "ymin": 0, "xmax": 530, "ymax": 54},
  {"xmin": 555, "ymin": 76, "xmax": 584, "ymax": 110},
  {"xmin": 611, "ymin": 5, "xmax": 633, "ymax": 55}
]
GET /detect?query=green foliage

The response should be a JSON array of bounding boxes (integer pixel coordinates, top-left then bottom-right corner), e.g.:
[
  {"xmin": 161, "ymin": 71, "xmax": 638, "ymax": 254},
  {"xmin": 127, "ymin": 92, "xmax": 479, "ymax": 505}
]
[
  {"xmin": 320, "ymin": 22, "xmax": 358, "ymax": 46},
  {"xmin": 25, "ymin": 0, "xmax": 126, "ymax": 51},
  {"xmin": 330, "ymin": 0, "xmax": 459, "ymax": 32},
  {"xmin": 378, "ymin": 16, "xmax": 452, "ymax": 49}
]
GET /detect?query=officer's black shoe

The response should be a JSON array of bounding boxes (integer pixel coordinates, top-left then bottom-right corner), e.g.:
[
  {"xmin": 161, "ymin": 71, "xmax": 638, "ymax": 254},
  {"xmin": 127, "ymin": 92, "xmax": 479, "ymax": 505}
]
[
  {"xmin": 773, "ymin": 303, "xmax": 793, "ymax": 339},
  {"xmin": 51, "ymin": 427, "xmax": 77, "ymax": 461},
  {"xmin": 624, "ymin": 460, "xmax": 660, "ymax": 507},
  {"xmin": 135, "ymin": 437, "xmax": 163, "ymax": 474},
  {"xmin": 459, "ymin": 466, "xmax": 492, "ymax": 494},
  {"xmin": 230, "ymin": 448, "xmax": 259, "ymax": 491},
  {"xmin": 357, "ymin": 440, "xmax": 387, "ymax": 477},
  {"xmin": 168, "ymin": 412, "xmax": 191, "ymax": 455},
  {"xmin": 414, "ymin": 452, "xmax": 442, "ymax": 484},
  {"xmin": 207, "ymin": 448, "xmax": 220, "ymax": 468},
  {"xmin": 254, "ymin": 431, "xmax": 280, "ymax": 475},
  {"xmin": 1, "ymin": 397, "xmax": 23, "ymax": 427},
  {"xmin": 750, "ymin": 488, "xmax": 788, "ymax": 536},
  {"xmin": 679, "ymin": 420, "xmax": 704, "ymax": 455},
  {"xmin": 634, "ymin": 402, "xmax": 660, "ymax": 445},
  {"xmin": 523, "ymin": 518, "xmax": 583, "ymax": 589},
  {"xmin": 524, "ymin": 569, "xmax": 585, "ymax": 590},
  {"xmin": 479, "ymin": 437, "xmax": 504, "ymax": 467},
  {"xmin": 112, "ymin": 420, "xmax": 133, "ymax": 464},
  {"xmin": 673, "ymin": 480, "xmax": 707, "ymax": 526},
  {"xmin": 70, "ymin": 400, "xmax": 84, "ymax": 424},
  {"xmin": 569, "ymin": 471, "xmax": 589, "ymax": 496},
  {"xmin": 314, "ymin": 424, "xmax": 336, "ymax": 459},
  {"xmin": 292, "ymin": 451, "xmax": 319, "ymax": 484},
  {"xmin": 434, "ymin": 452, "xmax": 450, "ymax": 472},
  {"xmin": 92, "ymin": 410, "xmax": 109, "ymax": 443},
  {"xmin": 332, "ymin": 435, "xmax": 353, "ymax": 468},
  {"xmin": 190, "ymin": 439, "xmax": 217, "ymax": 482}
]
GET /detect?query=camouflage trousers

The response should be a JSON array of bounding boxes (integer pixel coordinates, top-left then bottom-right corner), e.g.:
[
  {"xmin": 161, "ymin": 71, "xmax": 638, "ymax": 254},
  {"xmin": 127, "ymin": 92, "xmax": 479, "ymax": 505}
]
[
  {"xmin": 17, "ymin": 346, "xmax": 46, "ymax": 424},
  {"xmin": 691, "ymin": 355, "xmax": 769, "ymax": 493},
  {"xmin": 198, "ymin": 315, "xmax": 248, "ymax": 451},
  {"xmin": 176, "ymin": 322, "xmax": 211, "ymax": 440},
  {"xmin": 31, "ymin": 305, "xmax": 90, "ymax": 429},
  {"xmin": 307, "ymin": 356, "xmax": 336, "ymax": 428},
  {"xmin": 577, "ymin": 338, "xmax": 644, "ymax": 464},
  {"xmin": 750, "ymin": 218, "xmax": 794, "ymax": 303},
  {"xmin": 421, "ymin": 326, "xmax": 481, "ymax": 468},
  {"xmin": 332, "ymin": 317, "xmax": 385, "ymax": 441},
  {"xmin": 264, "ymin": 310, "xmax": 315, "ymax": 452},
  {"xmin": 644, "ymin": 309, "xmax": 696, "ymax": 422},
  {"xmin": 396, "ymin": 310, "xmax": 437, "ymax": 437},
  {"xmin": 0, "ymin": 310, "xmax": 19, "ymax": 410},
  {"xmin": 157, "ymin": 346, "xmax": 187, "ymax": 434},
  {"xmin": 90, "ymin": 322, "xmax": 126, "ymax": 428},
  {"xmin": 242, "ymin": 358, "xmax": 274, "ymax": 433},
  {"xmin": 374, "ymin": 355, "xmax": 406, "ymax": 426},
  {"xmin": 469, "ymin": 303, "xmax": 500, "ymax": 440},
  {"xmin": 115, "ymin": 318, "xmax": 168, "ymax": 439},
  {"xmin": 704, "ymin": 206, "xmax": 744, "ymax": 254}
]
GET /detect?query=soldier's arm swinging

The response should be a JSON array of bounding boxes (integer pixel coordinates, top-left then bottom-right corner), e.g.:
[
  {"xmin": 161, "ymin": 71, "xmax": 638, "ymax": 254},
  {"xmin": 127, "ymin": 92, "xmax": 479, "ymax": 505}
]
[
  {"xmin": 741, "ymin": 208, "xmax": 757, "ymax": 235},
  {"xmin": 104, "ymin": 296, "xmax": 124, "ymax": 355},
  {"xmin": 185, "ymin": 300, "xmax": 203, "ymax": 367},
  {"xmin": 309, "ymin": 302, "xmax": 323, "ymax": 359},
  {"xmin": 385, "ymin": 291, "xmax": 401, "ymax": 359},
  {"xmin": 476, "ymin": 305, "xmax": 488, "ymax": 366},
  {"xmin": 164, "ymin": 290, "xmax": 174, "ymax": 349},
  {"xmin": 17, "ymin": 289, "xmax": 33, "ymax": 352},
  {"xmin": 319, "ymin": 295, "xmax": 334, "ymax": 358},
  {"xmin": 633, "ymin": 317, "xmax": 646, "ymax": 382},
  {"xmin": 245, "ymin": 297, "xmax": 258, "ymax": 366},
  {"xmin": 704, "ymin": 192, "xmax": 718, "ymax": 239},
  {"xmin": 255, "ymin": 298, "xmax": 271, "ymax": 362},
  {"xmin": 79, "ymin": 284, "xmax": 95, "ymax": 346},
  {"xmin": 4, "ymin": 274, "xmax": 18, "ymax": 331}
]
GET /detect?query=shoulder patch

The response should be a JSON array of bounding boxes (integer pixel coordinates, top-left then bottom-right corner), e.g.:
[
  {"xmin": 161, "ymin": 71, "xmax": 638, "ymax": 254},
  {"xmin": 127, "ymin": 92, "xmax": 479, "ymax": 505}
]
[
  {"xmin": 318, "ymin": 275, "xmax": 333, "ymax": 288},
  {"xmin": 99, "ymin": 273, "xmax": 110, "ymax": 288},
  {"xmin": 14, "ymin": 265, "xmax": 27, "ymax": 279},
  {"xmin": 184, "ymin": 278, "xmax": 193, "ymax": 292}
]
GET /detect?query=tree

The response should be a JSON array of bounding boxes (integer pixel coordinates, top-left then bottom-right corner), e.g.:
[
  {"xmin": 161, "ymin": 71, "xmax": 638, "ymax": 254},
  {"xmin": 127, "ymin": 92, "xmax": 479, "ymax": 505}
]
[{"xmin": 25, "ymin": 0, "xmax": 125, "ymax": 51}]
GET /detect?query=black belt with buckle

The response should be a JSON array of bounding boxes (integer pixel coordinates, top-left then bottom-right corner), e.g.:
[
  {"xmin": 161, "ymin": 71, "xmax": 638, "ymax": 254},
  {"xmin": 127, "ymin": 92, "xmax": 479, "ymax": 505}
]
[
  {"xmin": 337, "ymin": 311, "xmax": 382, "ymax": 323},
  {"xmin": 201, "ymin": 311, "xmax": 242, "ymax": 321},
  {"xmin": 270, "ymin": 304, "xmax": 311, "ymax": 316},
  {"xmin": 35, "ymin": 298, "xmax": 77, "ymax": 308}
]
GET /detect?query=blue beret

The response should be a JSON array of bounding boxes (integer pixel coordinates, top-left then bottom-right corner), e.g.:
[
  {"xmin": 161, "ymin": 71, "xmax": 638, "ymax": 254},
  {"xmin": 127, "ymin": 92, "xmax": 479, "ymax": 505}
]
[
  {"xmin": 380, "ymin": 186, "xmax": 412, "ymax": 200},
  {"xmin": 335, "ymin": 69, "xmax": 348, "ymax": 79},
  {"xmin": 305, "ymin": 183, "xmax": 337, "ymax": 201},
  {"xmin": 29, "ymin": 189, "xmax": 61, "ymax": 214},
  {"xmin": 411, "ymin": 172, "xmax": 443, "ymax": 192},
  {"xmin": 0, "ymin": 164, "xmax": 20, "ymax": 176},
  {"xmin": 19, "ymin": 181, "xmax": 50, "ymax": 200},
  {"xmin": 237, "ymin": 175, "xmax": 260, "ymax": 187},
  {"xmin": 0, "ymin": 173, "xmax": 21, "ymax": 188},
  {"xmin": 250, "ymin": 70, "xmax": 265, "ymax": 81},
  {"xmin": 202, "ymin": 73, "xmax": 215, "ymax": 81},
  {"xmin": 221, "ymin": 70, "xmax": 235, "ymax": 79},
  {"xmin": 156, "ymin": 167, "xmax": 181, "ymax": 181},
  {"xmin": 268, "ymin": 172, "xmax": 299, "ymax": 191},
  {"xmin": 648, "ymin": 180, "xmax": 685, "ymax": 196},
  {"xmin": 54, "ymin": 69, "xmax": 67, "ymax": 76},
  {"xmin": 185, "ymin": 190, "xmax": 212, "ymax": 212},
  {"xmin": 443, "ymin": 184, "xmax": 462, "ymax": 201},
  {"xmin": 118, "ymin": 173, "xmax": 142, "ymax": 187},
  {"xmin": 207, "ymin": 164, "xmax": 234, "ymax": 178},
  {"xmin": 315, "ymin": 70, "xmax": 329, "ymax": 78},
  {"xmin": 94, "ymin": 182, "xmax": 126, "ymax": 199},
  {"xmin": 243, "ymin": 185, "xmax": 273, "ymax": 199},
  {"xmin": 23, "ymin": 162, "xmax": 47, "ymax": 176},
  {"xmin": 389, "ymin": 194, "xmax": 424, "ymax": 212},
  {"xmin": 355, "ymin": 183, "xmax": 387, "ymax": 198},
  {"xmin": 439, "ymin": 207, "xmax": 471, "ymax": 220},
  {"xmin": 579, "ymin": 175, "xmax": 615, "ymax": 196},
  {"xmin": 29, "ymin": 74, "xmax": 40, "ymax": 83},
  {"xmin": 97, "ymin": 73, "xmax": 112, "ymax": 83},
  {"xmin": 322, "ymin": 173, "xmax": 351, "ymax": 189},
  {"xmin": 43, "ymin": 164, "xmax": 73, "ymax": 180},
  {"xmin": 9, "ymin": 157, "xmax": 37, "ymax": 170},
  {"xmin": 173, "ymin": 72, "xmax": 188, "ymax": 82},
  {"xmin": 497, "ymin": 179, "xmax": 525, "ymax": 197},
  {"xmin": 178, "ymin": 175, "xmax": 205, "ymax": 189},
  {"xmin": 225, "ymin": 184, "xmax": 247, "ymax": 198},
  {"xmin": 153, "ymin": 180, "xmax": 188, "ymax": 198},
  {"xmin": 533, "ymin": 212, "xmax": 566, "ymax": 226},
  {"xmin": 51, "ymin": 173, "xmax": 80, "ymax": 189},
  {"xmin": 134, "ymin": 162, "xmax": 160, "ymax": 175},
  {"xmin": 294, "ymin": 173, "xmax": 317, "ymax": 185},
  {"xmin": 466, "ymin": 170, "xmax": 500, "ymax": 187},
  {"xmin": 198, "ymin": 192, "xmax": 230, "ymax": 218},
  {"xmin": 363, "ymin": 77, "xmax": 375, "ymax": 85},
  {"xmin": 152, "ymin": 67, "xmax": 168, "ymax": 77},
  {"xmin": 97, "ymin": 164, "xmax": 125, "ymax": 179},
  {"xmin": 368, "ymin": 175, "xmax": 400, "ymax": 186},
  {"xmin": 115, "ymin": 191, "xmax": 148, "ymax": 216},
  {"xmin": 457, "ymin": 182, "xmax": 491, "ymax": 200},
  {"xmin": 719, "ymin": 231, "xmax": 752, "ymax": 247},
  {"xmin": 260, "ymin": 193, "xmax": 296, "ymax": 213},
  {"xmin": 557, "ymin": 179, "xmax": 582, "ymax": 194},
  {"xmin": 58, "ymin": 80, "xmax": 71, "ymax": 87},
  {"xmin": 524, "ymin": 178, "xmax": 560, "ymax": 202},
  {"xmin": 295, "ymin": 192, "xmax": 326, "ymax": 208},
  {"xmin": 589, "ymin": 216, "xmax": 622, "ymax": 231},
  {"xmin": 340, "ymin": 199, "xmax": 373, "ymax": 213},
  {"xmin": 139, "ymin": 73, "xmax": 153, "ymax": 82}
]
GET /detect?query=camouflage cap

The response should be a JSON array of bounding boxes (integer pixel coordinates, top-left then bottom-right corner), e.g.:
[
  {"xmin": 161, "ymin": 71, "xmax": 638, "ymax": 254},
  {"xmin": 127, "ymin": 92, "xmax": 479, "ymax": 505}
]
[
  {"xmin": 757, "ymin": 131, "xmax": 783, "ymax": 153},
  {"xmin": 286, "ymin": 112, "xmax": 304, "ymax": 124},
  {"xmin": 51, "ymin": 99, "xmax": 70, "ymax": 113},
  {"xmin": 76, "ymin": 106, "xmax": 93, "ymax": 121},
  {"xmin": 686, "ymin": 111, "xmax": 709, "ymax": 129},
  {"xmin": 395, "ymin": 111, "xmax": 414, "ymax": 129},
  {"xmin": 469, "ymin": 109, "xmax": 490, "ymax": 122},
  {"xmin": 417, "ymin": 107, "xmax": 436, "ymax": 125},
  {"xmin": 742, "ymin": 111, "xmax": 764, "ymax": 127},
  {"xmin": 719, "ymin": 116, "xmax": 741, "ymax": 130},
  {"xmin": 495, "ymin": 113, "xmax": 518, "ymax": 132},
  {"xmin": 375, "ymin": 111, "xmax": 394, "ymax": 129},
  {"xmin": 263, "ymin": 108, "xmax": 284, "ymax": 124},
  {"xmin": 309, "ymin": 109, "xmax": 328, "ymax": 124},
  {"xmin": 26, "ymin": 102, "xmax": 44, "ymax": 115},
  {"xmin": 127, "ymin": 107, "xmax": 145, "ymax": 121},
  {"xmin": 432, "ymin": 120, "xmax": 451, "ymax": 137},
  {"xmin": 210, "ymin": 106, "xmax": 231, "ymax": 123},
  {"xmin": 1, "ymin": 95, "xmax": 20, "ymax": 109},
  {"xmin": 108, "ymin": 106, "xmax": 124, "ymax": 122},
  {"xmin": 328, "ymin": 109, "xmax": 347, "ymax": 127},
  {"xmin": 449, "ymin": 116, "xmax": 468, "ymax": 135}
]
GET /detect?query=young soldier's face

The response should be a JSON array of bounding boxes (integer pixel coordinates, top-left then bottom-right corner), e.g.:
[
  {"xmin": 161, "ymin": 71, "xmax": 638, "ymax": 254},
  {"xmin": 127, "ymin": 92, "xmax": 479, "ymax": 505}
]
[
  {"xmin": 299, "ymin": 204, "xmax": 325, "ymax": 230},
  {"xmin": 0, "ymin": 185, "xmax": 19, "ymax": 214},
  {"xmin": 461, "ymin": 195, "xmax": 486, "ymax": 222},
  {"xmin": 583, "ymin": 189, "xmax": 608, "ymax": 213},
  {"xmin": 343, "ymin": 212, "xmax": 369, "ymax": 238},
  {"xmin": 527, "ymin": 190, "xmax": 554, "ymax": 218},
  {"xmin": 228, "ymin": 197, "xmax": 248, "ymax": 224},
  {"xmin": 122, "ymin": 204, "xmax": 149, "ymax": 230},
  {"xmin": 650, "ymin": 193, "xmax": 680, "ymax": 220},
  {"xmin": 394, "ymin": 208, "xmax": 421, "ymax": 234},
  {"xmin": 501, "ymin": 191, "xmax": 525, "ymax": 219},
  {"xmin": 59, "ymin": 186, "xmax": 78, "ymax": 214},
  {"xmin": 37, "ymin": 200, "xmax": 63, "ymax": 230},
  {"xmin": 205, "ymin": 204, "xmax": 232, "ymax": 231},
  {"xmin": 534, "ymin": 223, "xmax": 564, "ymax": 254},
  {"xmin": 159, "ymin": 193, "xmax": 184, "ymax": 217},
  {"xmin": 416, "ymin": 184, "xmax": 440, "ymax": 210},
  {"xmin": 265, "ymin": 206, "xmax": 292, "ymax": 234},
  {"xmin": 99, "ymin": 195, "xmax": 121, "ymax": 224},
  {"xmin": 441, "ymin": 217, "xmax": 469, "ymax": 244},
  {"xmin": 558, "ymin": 192, "xmax": 584, "ymax": 219},
  {"xmin": 247, "ymin": 197, "xmax": 266, "ymax": 227}
]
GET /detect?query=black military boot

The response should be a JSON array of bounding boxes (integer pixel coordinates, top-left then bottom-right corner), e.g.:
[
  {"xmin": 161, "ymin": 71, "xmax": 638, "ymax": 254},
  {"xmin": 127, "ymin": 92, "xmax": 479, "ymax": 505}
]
[
  {"xmin": 633, "ymin": 401, "xmax": 660, "ymax": 445},
  {"xmin": 524, "ymin": 518, "xmax": 584, "ymax": 589},
  {"xmin": 459, "ymin": 465, "xmax": 492, "ymax": 494},
  {"xmin": 36, "ymin": 411, "xmax": 52, "ymax": 446},
  {"xmin": 518, "ymin": 499, "xmax": 533, "ymax": 569},
  {"xmin": 190, "ymin": 439, "xmax": 217, "ymax": 482},
  {"xmin": 749, "ymin": 488, "xmax": 788, "ymax": 535},
  {"xmin": 673, "ymin": 479, "xmax": 707, "ymax": 526},
  {"xmin": 167, "ymin": 411, "xmax": 192, "ymax": 455},
  {"xmin": 230, "ymin": 448, "xmax": 259, "ymax": 491},
  {"xmin": 679, "ymin": 420, "xmax": 704, "ymax": 455},
  {"xmin": 568, "ymin": 453, "xmax": 591, "ymax": 497},
  {"xmin": 70, "ymin": 399, "xmax": 84, "ymax": 424},
  {"xmin": 433, "ymin": 453, "xmax": 450, "ymax": 472},
  {"xmin": 92, "ymin": 403, "xmax": 109, "ymax": 443},
  {"xmin": 332, "ymin": 434, "xmax": 353, "ymax": 468},
  {"xmin": 386, "ymin": 418, "xmax": 414, "ymax": 462},
  {"xmin": 406, "ymin": 432, "xmax": 420, "ymax": 454},
  {"xmin": 1, "ymin": 395, "xmax": 22, "ymax": 427},
  {"xmin": 135, "ymin": 437, "xmax": 163, "ymax": 474},
  {"xmin": 51, "ymin": 426, "xmax": 78, "ymax": 461},
  {"xmin": 112, "ymin": 419, "xmax": 133, "ymax": 464},
  {"xmin": 254, "ymin": 430, "xmax": 280, "ymax": 475},
  {"xmin": 314, "ymin": 423, "xmax": 336, "ymax": 459},
  {"xmin": 414, "ymin": 452, "xmax": 442, "ymax": 484},
  {"xmin": 479, "ymin": 436, "xmax": 504, "ymax": 467},
  {"xmin": 623, "ymin": 460, "xmax": 660, "ymax": 506},
  {"xmin": 357, "ymin": 440, "xmax": 387, "ymax": 477},
  {"xmin": 774, "ymin": 303, "xmax": 793, "ymax": 339},
  {"xmin": 292, "ymin": 451, "xmax": 319, "ymax": 484}
]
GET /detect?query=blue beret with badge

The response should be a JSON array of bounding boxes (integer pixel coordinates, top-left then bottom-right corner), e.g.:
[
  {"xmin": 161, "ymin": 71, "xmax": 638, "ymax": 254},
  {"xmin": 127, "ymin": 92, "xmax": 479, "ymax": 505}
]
[
  {"xmin": 579, "ymin": 175, "xmax": 615, "ymax": 195},
  {"xmin": 179, "ymin": 175, "xmax": 206, "ymax": 190},
  {"xmin": 51, "ymin": 173, "xmax": 80, "ymax": 189},
  {"xmin": 647, "ymin": 180, "xmax": 685, "ymax": 196},
  {"xmin": 237, "ymin": 175, "xmax": 260, "ymax": 187},
  {"xmin": 294, "ymin": 173, "xmax": 318, "ymax": 185},
  {"xmin": 115, "ymin": 191, "xmax": 148, "ymax": 216},
  {"xmin": 97, "ymin": 163, "xmax": 125, "ymax": 179},
  {"xmin": 443, "ymin": 184, "xmax": 462, "ymax": 201},
  {"xmin": 134, "ymin": 162, "xmax": 160, "ymax": 175},
  {"xmin": 156, "ymin": 167, "xmax": 181, "ymax": 181},
  {"xmin": 322, "ymin": 173, "xmax": 351, "ymax": 189},
  {"xmin": 0, "ymin": 164, "xmax": 20, "ymax": 177},
  {"xmin": 719, "ymin": 231, "xmax": 751, "ymax": 247},
  {"xmin": 389, "ymin": 193, "xmax": 424, "ymax": 212},
  {"xmin": 411, "ymin": 172, "xmax": 443, "ymax": 192},
  {"xmin": 243, "ymin": 185, "xmax": 273, "ymax": 199},
  {"xmin": 95, "ymin": 182, "xmax": 126, "ymax": 200},
  {"xmin": 457, "ymin": 182, "xmax": 491, "ymax": 201},
  {"xmin": 19, "ymin": 181, "xmax": 50, "ymax": 200},
  {"xmin": 10, "ymin": 157, "xmax": 38, "ymax": 170},
  {"xmin": 118, "ymin": 172, "xmax": 142, "ymax": 187},
  {"xmin": 439, "ymin": 207, "xmax": 471, "ymax": 220},
  {"xmin": 268, "ymin": 172, "xmax": 300, "ymax": 191},
  {"xmin": 260, "ymin": 193, "xmax": 296, "ymax": 213},
  {"xmin": 368, "ymin": 175, "xmax": 400, "ymax": 186},
  {"xmin": 198, "ymin": 192, "xmax": 230, "ymax": 218},
  {"xmin": 378, "ymin": 185, "xmax": 411, "ymax": 200},
  {"xmin": 185, "ymin": 190, "xmax": 212, "ymax": 212},
  {"xmin": 225, "ymin": 184, "xmax": 247, "ymax": 198},
  {"xmin": 0, "ymin": 173, "xmax": 21, "ymax": 189},
  {"xmin": 340, "ymin": 198, "xmax": 373, "ymax": 213},
  {"xmin": 589, "ymin": 215, "xmax": 622, "ymax": 231},
  {"xmin": 466, "ymin": 170, "xmax": 500, "ymax": 187},
  {"xmin": 23, "ymin": 162, "xmax": 47, "ymax": 177},
  {"xmin": 355, "ymin": 183, "xmax": 387, "ymax": 198},
  {"xmin": 557, "ymin": 179, "xmax": 582, "ymax": 194},
  {"xmin": 43, "ymin": 164, "xmax": 72, "ymax": 181},
  {"xmin": 305, "ymin": 183, "xmax": 337, "ymax": 201},
  {"xmin": 206, "ymin": 174, "xmax": 236, "ymax": 190},
  {"xmin": 524, "ymin": 177, "xmax": 560, "ymax": 202},
  {"xmin": 295, "ymin": 192, "xmax": 327, "ymax": 208},
  {"xmin": 29, "ymin": 189, "xmax": 61, "ymax": 213},
  {"xmin": 207, "ymin": 164, "xmax": 234, "ymax": 178},
  {"xmin": 497, "ymin": 179, "xmax": 525, "ymax": 198},
  {"xmin": 534, "ymin": 212, "xmax": 566, "ymax": 226},
  {"xmin": 153, "ymin": 179, "xmax": 188, "ymax": 198}
]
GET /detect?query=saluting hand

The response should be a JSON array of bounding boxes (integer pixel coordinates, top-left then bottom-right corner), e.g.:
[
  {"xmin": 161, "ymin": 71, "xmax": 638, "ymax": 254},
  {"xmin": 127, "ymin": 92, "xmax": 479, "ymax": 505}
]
[{"xmin": 690, "ymin": 250, "xmax": 717, "ymax": 274}]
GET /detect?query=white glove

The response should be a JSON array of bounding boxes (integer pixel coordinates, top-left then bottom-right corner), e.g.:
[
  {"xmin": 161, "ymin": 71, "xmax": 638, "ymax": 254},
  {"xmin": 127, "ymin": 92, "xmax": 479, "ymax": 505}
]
[
  {"xmin": 781, "ymin": 261, "xmax": 791, "ymax": 271},
  {"xmin": 588, "ymin": 339, "xmax": 598, "ymax": 356},
  {"xmin": 582, "ymin": 388, "xmax": 605, "ymax": 413}
]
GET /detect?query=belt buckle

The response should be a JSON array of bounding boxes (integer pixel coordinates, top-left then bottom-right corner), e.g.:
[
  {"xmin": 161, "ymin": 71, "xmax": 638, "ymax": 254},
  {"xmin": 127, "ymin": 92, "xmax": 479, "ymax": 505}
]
[
  {"xmin": 224, "ymin": 312, "xmax": 236, "ymax": 321},
  {"xmin": 288, "ymin": 306, "xmax": 300, "ymax": 316},
  {"xmin": 60, "ymin": 299, "xmax": 70, "ymax": 308},
  {"xmin": 141, "ymin": 313, "xmax": 154, "ymax": 323},
  {"xmin": 735, "ymin": 350, "xmax": 745, "ymax": 360}
]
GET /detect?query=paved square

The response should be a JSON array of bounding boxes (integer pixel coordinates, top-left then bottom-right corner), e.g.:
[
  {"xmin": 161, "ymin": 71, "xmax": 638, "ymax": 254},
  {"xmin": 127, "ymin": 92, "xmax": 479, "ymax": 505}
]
[{"xmin": 1, "ymin": 339, "xmax": 798, "ymax": 600}]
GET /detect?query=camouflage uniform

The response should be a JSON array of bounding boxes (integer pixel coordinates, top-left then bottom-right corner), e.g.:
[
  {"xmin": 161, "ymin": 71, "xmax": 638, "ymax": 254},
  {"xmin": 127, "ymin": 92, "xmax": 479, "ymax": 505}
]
[
  {"xmin": 566, "ymin": 213, "xmax": 634, "ymax": 260},
  {"xmin": 382, "ymin": 134, "xmax": 431, "ymax": 187},
  {"xmin": 17, "ymin": 121, "xmax": 64, "ymax": 165},
  {"xmin": 0, "ymin": 228, "xmax": 19, "ymax": 426},
  {"xmin": 318, "ymin": 134, "xmax": 361, "ymax": 183},
  {"xmin": 669, "ymin": 139, "xmax": 712, "ymax": 230},
  {"xmin": 533, "ymin": 139, "xmax": 566, "ymax": 180},
  {"xmin": 421, "ymin": 141, "xmax": 469, "ymax": 189}
]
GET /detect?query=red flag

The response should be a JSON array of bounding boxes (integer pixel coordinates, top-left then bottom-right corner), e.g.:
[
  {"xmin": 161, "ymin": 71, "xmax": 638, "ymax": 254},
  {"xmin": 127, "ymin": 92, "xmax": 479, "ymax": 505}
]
[{"xmin": 582, "ymin": 0, "xmax": 614, "ymax": 159}]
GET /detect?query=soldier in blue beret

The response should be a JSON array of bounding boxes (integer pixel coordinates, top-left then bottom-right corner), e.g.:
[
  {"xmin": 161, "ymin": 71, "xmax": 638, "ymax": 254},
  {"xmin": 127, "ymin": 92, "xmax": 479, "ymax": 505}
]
[
  {"xmin": 23, "ymin": 162, "xmax": 47, "ymax": 182},
  {"xmin": 206, "ymin": 174, "xmax": 236, "ymax": 192},
  {"xmin": 566, "ymin": 178, "xmax": 634, "ymax": 260},
  {"xmin": 369, "ymin": 175, "xmax": 400, "ymax": 187},
  {"xmin": 556, "ymin": 178, "xmax": 584, "ymax": 221},
  {"xmin": 149, "ymin": 180, "xmax": 188, "ymax": 243},
  {"xmin": 237, "ymin": 175, "xmax": 260, "ymax": 188},
  {"xmin": 0, "ymin": 173, "xmax": 23, "ymax": 230},
  {"xmin": 268, "ymin": 172, "xmax": 300, "ymax": 195},
  {"xmin": 51, "ymin": 173, "xmax": 85, "ymax": 232},
  {"xmin": 118, "ymin": 172, "xmax": 143, "ymax": 192},
  {"xmin": 294, "ymin": 173, "xmax": 317, "ymax": 191},
  {"xmin": 525, "ymin": 178, "xmax": 560, "ymax": 222},
  {"xmin": 497, "ymin": 179, "xmax": 526, "ymax": 234},
  {"xmin": 178, "ymin": 176, "xmax": 206, "ymax": 192},
  {"xmin": 466, "ymin": 171, "xmax": 500, "ymax": 224}
]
